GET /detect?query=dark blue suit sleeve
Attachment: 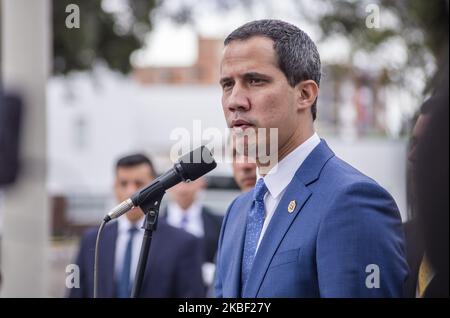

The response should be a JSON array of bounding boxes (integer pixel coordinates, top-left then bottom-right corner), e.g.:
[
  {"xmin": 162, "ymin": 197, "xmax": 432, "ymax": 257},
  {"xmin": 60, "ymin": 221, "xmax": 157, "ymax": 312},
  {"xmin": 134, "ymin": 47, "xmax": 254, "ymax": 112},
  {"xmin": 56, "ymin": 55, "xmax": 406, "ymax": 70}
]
[
  {"xmin": 173, "ymin": 235, "xmax": 206, "ymax": 297},
  {"xmin": 316, "ymin": 181, "xmax": 409, "ymax": 297}
]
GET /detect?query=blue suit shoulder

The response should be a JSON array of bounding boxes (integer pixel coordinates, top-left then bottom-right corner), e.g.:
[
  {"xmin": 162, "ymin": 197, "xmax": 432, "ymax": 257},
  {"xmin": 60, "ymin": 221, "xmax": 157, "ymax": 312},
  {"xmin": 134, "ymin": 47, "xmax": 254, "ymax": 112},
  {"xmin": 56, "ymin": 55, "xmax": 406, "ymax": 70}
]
[
  {"xmin": 314, "ymin": 155, "xmax": 408, "ymax": 297},
  {"xmin": 216, "ymin": 140, "xmax": 408, "ymax": 298},
  {"xmin": 315, "ymin": 154, "xmax": 400, "ymax": 214},
  {"xmin": 324, "ymin": 154, "xmax": 391, "ymax": 190}
]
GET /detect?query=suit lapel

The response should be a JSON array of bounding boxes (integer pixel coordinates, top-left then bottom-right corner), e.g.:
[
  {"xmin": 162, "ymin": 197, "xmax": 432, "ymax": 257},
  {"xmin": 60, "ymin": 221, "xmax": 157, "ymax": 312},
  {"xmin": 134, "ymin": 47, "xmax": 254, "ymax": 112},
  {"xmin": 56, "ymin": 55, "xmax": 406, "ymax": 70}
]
[
  {"xmin": 243, "ymin": 140, "xmax": 335, "ymax": 297},
  {"xmin": 100, "ymin": 222, "xmax": 118, "ymax": 297},
  {"xmin": 243, "ymin": 179, "xmax": 311, "ymax": 297},
  {"xmin": 226, "ymin": 195, "xmax": 253, "ymax": 297}
]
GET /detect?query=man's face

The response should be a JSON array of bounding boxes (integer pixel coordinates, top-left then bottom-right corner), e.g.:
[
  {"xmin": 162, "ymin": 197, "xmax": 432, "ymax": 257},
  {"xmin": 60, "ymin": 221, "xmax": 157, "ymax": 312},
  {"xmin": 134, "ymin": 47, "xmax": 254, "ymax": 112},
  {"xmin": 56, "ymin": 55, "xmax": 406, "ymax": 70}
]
[
  {"xmin": 114, "ymin": 164, "xmax": 154, "ymax": 223},
  {"xmin": 220, "ymin": 36, "xmax": 301, "ymax": 165},
  {"xmin": 169, "ymin": 178, "xmax": 205, "ymax": 211}
]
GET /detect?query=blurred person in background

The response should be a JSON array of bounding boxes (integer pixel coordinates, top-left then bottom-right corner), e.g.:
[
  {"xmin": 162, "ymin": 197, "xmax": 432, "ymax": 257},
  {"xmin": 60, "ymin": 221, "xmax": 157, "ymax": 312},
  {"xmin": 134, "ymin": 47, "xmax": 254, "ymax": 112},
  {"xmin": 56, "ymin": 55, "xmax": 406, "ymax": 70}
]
[
  {"xmin": 68, "ymin": 154, "xmax": 205, "ymax": 298},
  {"xmin": 404, "ymin": 98, "xmax": 434, "ymax": 297},
  {"xmin": 164, "ymin": 178, "xmax": 223, "ymax": 289},
  {"xmin": 0, "ymin": 91, "xmax": 22, "ymax": 295},
  {"xmin": 230, "ymin": 135, "xmax": 257, "ymax": 192},
  {"xmin": 404, "ymin": 1, "xmax": 449, "ymax": 297},
  {"xmin": 413, "ymin": 61, "xmax": 449, "ymax": 298}
]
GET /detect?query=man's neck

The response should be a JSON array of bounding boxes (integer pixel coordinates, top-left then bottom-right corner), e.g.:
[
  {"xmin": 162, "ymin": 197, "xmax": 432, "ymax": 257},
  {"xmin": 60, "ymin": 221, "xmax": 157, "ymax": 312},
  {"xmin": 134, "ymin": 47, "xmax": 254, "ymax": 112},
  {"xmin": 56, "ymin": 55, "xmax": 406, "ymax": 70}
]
[
  {"xmin": 123, "ymin": 214, "xmax": 144, "ymax": 228},
  {"xmin": 258, "ymin": 128, "xmax": 315, "ymax": 176}
]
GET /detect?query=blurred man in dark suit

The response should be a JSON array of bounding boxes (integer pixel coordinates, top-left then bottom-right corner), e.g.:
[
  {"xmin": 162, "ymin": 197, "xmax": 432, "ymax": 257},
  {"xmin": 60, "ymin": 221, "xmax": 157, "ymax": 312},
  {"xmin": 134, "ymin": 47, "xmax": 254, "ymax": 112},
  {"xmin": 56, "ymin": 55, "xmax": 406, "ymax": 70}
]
[
  {"xmin": 165, "ymin": 178, "xmax": 223, "ymax": 288},
  {"xmin": 68, "ymin": 154, "xmax": 205, "ymax": 298}
]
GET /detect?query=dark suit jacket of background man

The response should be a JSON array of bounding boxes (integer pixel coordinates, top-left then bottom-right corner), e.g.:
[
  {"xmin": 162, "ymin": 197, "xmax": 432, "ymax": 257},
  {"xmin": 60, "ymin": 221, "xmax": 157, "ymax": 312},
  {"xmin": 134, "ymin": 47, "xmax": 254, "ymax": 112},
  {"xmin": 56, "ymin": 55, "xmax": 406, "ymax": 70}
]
[
  {"xmin": 68, "ymin": 219, "xmax": 205, "ymax": 298},
  {"xmin": 163, "ymin": 206, "xmax": 223, "ymax": 264}
]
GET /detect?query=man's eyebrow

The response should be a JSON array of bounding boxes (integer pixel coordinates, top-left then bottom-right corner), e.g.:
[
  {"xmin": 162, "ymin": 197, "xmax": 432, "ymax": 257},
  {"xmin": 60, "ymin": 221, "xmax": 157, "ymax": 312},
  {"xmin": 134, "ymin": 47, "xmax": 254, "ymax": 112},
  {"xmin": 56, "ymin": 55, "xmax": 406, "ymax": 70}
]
[
  {"xmin": 220, "ymin": 72, "xmax": 271, "ymax": 85},
  {"xmin": 219, "ymin": 77, "xmax": 233, "ymax": 85},
  {"xmin": 243, "ymin": 72, "xmax": 271, "ymax": 79}
]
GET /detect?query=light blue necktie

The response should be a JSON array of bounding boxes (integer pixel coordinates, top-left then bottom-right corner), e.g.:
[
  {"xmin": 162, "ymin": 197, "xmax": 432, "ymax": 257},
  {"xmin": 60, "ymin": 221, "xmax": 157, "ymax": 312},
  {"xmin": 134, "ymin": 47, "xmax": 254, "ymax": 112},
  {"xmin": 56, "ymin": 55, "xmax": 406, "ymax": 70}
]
[
  {"xmin": 116, "ymin": 226, "xmax": 138, "ymax": 298},
  {"xmin": 241, "ymin": 178, "xmax": 268, "ymax": 291}
]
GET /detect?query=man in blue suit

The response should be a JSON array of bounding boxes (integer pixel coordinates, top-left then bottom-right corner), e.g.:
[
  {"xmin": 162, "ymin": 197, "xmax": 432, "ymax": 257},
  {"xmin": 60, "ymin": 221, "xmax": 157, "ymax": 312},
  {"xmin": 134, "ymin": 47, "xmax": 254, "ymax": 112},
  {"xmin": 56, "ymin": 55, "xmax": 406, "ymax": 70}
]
[
  {"xmin": 68, "ymin": 154, "xmax": 205, "ymax": 298},
  {"xmin": 215, "ymin": 19, "xmax": 408, "ymax": 298}
]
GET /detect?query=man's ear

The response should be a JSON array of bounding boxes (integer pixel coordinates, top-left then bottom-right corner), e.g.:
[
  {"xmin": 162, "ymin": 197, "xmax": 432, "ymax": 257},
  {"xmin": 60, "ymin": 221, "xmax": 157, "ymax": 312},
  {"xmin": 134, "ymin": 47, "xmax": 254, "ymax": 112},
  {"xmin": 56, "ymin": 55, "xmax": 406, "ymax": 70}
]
[{"xmin": 296, "ymin": 80, "xmax": 319, "ymax": 111}]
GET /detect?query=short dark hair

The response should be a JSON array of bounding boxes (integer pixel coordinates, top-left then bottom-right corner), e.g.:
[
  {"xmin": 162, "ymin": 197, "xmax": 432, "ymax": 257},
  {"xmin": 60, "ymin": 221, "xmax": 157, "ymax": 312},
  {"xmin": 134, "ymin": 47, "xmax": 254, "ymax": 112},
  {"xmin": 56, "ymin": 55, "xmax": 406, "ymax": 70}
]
[
  {"xmin": 224, "ymin": 19, "xmax": 321, "ymax": 120},
  {"xmin": 115, "ymin": 153, "xmax": 156, "ymax": 177}
]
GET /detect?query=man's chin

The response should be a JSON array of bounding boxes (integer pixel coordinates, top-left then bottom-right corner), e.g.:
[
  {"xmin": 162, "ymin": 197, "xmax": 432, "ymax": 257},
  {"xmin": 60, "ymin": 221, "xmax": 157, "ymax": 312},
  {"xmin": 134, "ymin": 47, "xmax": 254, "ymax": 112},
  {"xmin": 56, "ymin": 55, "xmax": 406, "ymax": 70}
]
[
  {"xmin": 126, "ymin": 208, "xmax": 144, "ymax": 222},
  {"xmin": 240, "ymin": 178, "xmax": 257, "ymax": 188}
]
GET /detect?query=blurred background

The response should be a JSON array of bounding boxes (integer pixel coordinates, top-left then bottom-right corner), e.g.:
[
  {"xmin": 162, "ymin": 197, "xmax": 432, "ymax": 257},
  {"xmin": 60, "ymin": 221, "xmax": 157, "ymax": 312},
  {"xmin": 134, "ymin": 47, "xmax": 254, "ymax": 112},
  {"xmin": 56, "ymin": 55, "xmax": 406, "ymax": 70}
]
[{"xmin": 0, "ymin": 0, "xmax": 448, "ymax": 297}]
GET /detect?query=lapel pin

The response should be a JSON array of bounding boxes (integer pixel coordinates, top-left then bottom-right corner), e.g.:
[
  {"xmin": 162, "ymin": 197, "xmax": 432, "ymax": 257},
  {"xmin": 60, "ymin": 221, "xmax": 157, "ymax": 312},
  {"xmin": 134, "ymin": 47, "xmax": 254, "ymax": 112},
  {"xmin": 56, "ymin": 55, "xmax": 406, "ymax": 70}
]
[{"xmin": 288, "ymin": 200, "xmax": 296, "ymax": 213}]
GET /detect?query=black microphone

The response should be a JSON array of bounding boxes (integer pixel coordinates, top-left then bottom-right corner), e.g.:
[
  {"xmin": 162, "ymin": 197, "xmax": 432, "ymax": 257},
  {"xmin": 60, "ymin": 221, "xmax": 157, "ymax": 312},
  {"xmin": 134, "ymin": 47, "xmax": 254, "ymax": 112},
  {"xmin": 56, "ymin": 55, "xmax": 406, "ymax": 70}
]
[{"xmin": 103, "ymin": 146, "xmax": 216, "ymax": 222}]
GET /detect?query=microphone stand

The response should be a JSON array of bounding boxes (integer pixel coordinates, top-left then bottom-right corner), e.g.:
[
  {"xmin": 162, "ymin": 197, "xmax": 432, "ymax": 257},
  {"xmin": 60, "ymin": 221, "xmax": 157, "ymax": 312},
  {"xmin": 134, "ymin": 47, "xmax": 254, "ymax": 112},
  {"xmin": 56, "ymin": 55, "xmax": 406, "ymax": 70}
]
[{"xmin": 130, "ymin": 189, "xmax": 164, "ymax": 298}]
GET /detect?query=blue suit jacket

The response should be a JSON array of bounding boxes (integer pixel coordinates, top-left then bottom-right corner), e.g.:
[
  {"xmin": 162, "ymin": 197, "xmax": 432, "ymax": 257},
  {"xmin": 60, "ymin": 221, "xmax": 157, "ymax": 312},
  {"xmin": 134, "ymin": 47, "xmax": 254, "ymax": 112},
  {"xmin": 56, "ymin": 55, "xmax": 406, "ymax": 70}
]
[
  {"xmin": 215, "ymin": 140, "xmax": 408, "ymax": 297},
  {"xmin": 68, "ymin": 219, "xmax": 205, "ymax": 298}
]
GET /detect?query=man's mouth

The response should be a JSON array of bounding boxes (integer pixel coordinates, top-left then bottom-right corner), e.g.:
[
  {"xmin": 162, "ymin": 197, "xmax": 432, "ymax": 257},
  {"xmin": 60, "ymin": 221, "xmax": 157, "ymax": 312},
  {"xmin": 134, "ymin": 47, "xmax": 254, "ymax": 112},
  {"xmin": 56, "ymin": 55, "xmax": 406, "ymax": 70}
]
[
  {"xmin": 242, "ymin": 176, "xmax": 257, "ymax": 185},
  {"xmin": 231, "ymin": 119, "xmax": 254, "ymax": 131}
]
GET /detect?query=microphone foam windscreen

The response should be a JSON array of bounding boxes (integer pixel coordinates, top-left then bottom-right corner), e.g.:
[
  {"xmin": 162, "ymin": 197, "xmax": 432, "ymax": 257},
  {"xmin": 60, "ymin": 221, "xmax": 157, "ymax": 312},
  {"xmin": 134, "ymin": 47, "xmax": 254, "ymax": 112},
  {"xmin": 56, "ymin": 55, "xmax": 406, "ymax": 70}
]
[{"xmin": 178, "ymin": 146, "xmax": 217, "ymax": 181}]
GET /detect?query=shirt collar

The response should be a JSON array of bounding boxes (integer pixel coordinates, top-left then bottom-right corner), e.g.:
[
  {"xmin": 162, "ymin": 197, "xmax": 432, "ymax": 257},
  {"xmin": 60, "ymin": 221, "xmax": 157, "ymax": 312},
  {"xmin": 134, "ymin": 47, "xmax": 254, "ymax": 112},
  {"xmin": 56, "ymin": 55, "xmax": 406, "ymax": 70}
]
[
  {"xmin": 167, "ymin": 198, "xmax": 203, "ymax": 223},
  {"xmin": 257, "ymin": 133, "xmax": 321, "ymax": 199},
  {"xmin": 117, "ymin": 212, "xmax": 144, "ymax": 234}
]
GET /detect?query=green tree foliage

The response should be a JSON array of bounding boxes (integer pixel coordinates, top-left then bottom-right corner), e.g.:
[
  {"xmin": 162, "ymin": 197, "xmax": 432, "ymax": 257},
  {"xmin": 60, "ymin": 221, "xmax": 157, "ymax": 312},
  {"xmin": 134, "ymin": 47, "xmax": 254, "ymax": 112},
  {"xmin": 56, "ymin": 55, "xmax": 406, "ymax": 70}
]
[
  {"xmin": 53, "ymin": 0, "xmax": 158, "ymax": 74},
  {"xmin": 53, "ymin": 0, "xmax": 448, "ymax": 86},
  {"xmin": 303, "ymin": 0, "xmax": 448, "ymax": 87}
]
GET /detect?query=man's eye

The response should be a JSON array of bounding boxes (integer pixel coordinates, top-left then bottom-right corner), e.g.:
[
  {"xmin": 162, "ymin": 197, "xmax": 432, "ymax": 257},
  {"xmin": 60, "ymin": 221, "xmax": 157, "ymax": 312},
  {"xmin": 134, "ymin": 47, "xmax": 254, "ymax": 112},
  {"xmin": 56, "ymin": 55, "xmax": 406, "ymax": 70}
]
[
  {"xmin": 249, "ymin": 78, "xmax": 264, "ymax": 85},
  {"xmin": 222, "ymin": 82, "xmax": 233, "ymax": 90}
]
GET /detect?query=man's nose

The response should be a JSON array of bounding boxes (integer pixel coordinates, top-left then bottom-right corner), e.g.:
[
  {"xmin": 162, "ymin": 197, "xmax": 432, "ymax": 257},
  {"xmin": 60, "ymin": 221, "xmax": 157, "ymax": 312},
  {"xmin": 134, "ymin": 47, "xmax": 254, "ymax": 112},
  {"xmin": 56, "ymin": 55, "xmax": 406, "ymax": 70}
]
[
  {"xmin": 242, "ymin": 163, "xmax": 256, "ymax": 171},
  {"xmin": 225, "ymin": 85, "xmax": 250, "ymax": 112},
  {"xmin": 125, "ymin": 184, "xmax": 138, "ymax": 196}
]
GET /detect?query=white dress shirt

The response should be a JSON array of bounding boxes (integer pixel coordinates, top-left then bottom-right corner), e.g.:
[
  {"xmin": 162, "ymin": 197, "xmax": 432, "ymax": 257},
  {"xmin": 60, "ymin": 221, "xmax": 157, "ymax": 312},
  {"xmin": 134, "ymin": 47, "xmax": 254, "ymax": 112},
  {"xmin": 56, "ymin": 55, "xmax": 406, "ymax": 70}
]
[
  {"xmin": 166, "ymin": 199, "xmax": 205, "ymax": 238},
  {"xmin": 256, "ymin": 132, "xmax": 321, "ymax": 251},
  {"xmin": 114, "ymin": 215, "xmax": 145, "ymax": 284},
  {"xmin": 166, "ymin": 199, "xmax": 216, "ymax": 286}
]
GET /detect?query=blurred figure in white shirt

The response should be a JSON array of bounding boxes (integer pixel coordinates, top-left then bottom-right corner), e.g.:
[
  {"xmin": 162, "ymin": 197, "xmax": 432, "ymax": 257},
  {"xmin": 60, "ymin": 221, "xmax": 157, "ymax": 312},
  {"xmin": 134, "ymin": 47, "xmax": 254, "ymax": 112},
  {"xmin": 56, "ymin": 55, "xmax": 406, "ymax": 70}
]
[{"xmin": 165, "ymin": 178, "xmax": 223, "ymax": 289}]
